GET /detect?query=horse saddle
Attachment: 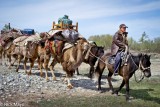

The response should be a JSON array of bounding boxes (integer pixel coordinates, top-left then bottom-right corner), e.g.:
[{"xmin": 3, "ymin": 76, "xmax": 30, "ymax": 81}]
[{"xmin": 108, "ymin": 52, "xmax": 129, "ymax": 66}]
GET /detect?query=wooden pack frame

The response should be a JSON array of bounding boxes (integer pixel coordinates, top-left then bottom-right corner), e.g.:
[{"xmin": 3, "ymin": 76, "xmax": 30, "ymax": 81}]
[{"xmin": 52, "ymin": 21, "xmax": 78, "ymax": 32}]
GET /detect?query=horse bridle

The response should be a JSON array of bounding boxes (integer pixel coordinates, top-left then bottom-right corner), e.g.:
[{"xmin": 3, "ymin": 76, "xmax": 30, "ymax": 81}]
[
  {"xmin": 131, "ymin": 54, "xmax": 150, "ymax": 72},
  {"xmin": 139, "ymin": 60, "xmax": 150, "ymax": 72},
  {"xmin": 131, "ymin": 54, "xmax": 150, "ymax": 83}
]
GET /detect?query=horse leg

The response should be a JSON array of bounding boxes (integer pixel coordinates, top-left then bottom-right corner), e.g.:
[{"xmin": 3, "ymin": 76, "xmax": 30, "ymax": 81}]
[
  {"xmin": 114, "ymin": 79, "xmax": 125, "ymax": 96},
  {"xmin": 89, "ymin": 65, "xmax": 94, "ymax": 78},
  {"xmin": 76, "ymin": 68, "xmax": 80, "ymax": 75},
  {"xmin": 97, "ymin": 70, "xmax": 103, "ymax": 90},
  {"xmin": 125, "ymin": 78, "xmax": 130, "ymax": 101},
  {"xmin": 95, "ymin": 62, "xmax": 105, "ymax": 90},
  {"xmin": 49, "ymin": 59, "xmax": 57, "ymax": 81},
  {"xmin": 107, "ymin": 71, "xmax": 114, "ymax": 93}
]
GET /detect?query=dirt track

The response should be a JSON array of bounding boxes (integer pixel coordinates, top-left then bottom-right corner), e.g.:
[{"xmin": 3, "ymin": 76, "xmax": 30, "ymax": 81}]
[{"xmin": 0, "ymin": 58, "xmax": 159, "ymax": 106}]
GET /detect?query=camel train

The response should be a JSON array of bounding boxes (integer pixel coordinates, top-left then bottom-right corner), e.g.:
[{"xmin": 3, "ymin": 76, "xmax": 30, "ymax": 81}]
[
  {"xmin": 0, "ymin": 27, "xmax": 105, "ymax": 88},
  {"xmin": 0, "ymin": 15, "xmax": 151, "ymax": 101},
  {"xmin": 0, "ymin": 16, "xmax": 106, "ymax": 89}
]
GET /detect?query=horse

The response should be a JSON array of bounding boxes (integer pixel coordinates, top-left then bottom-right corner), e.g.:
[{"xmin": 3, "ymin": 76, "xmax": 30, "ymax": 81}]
[
  {"xmin": 95, "ymin": 52, "xmax": 151, "ymax": 101},
  {"xmin": 40, "ymin": 37, "xmax": 89, "ymax": 88},
  {"xmin": 76, "ymin": 43, "xmax": 104, "ymax": 78}
]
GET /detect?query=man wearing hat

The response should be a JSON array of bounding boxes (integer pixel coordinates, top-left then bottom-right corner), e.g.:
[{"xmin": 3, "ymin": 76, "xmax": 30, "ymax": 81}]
[{"xmin": 111, "ymin": 24, "xmax": 129, "ymax": 75}]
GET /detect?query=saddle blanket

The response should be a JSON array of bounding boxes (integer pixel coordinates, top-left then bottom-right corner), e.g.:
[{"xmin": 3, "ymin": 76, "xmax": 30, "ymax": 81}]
[{"xmin": 13, "ymin": 34, "xmax": 41, "ymax": 46}]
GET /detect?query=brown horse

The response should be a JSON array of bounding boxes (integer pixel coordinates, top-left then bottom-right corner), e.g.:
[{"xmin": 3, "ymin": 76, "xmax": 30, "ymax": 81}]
[
  {"xmin": 95, "ymin": 52, "xmax": 151, "ymax": 101},
  {"xmin": 41, "ymin": 37, "xmax": 89, "ymax": 88},
  {"xmin": 76, "ymin": 43, "xmax": 104, "ymax": 78}
]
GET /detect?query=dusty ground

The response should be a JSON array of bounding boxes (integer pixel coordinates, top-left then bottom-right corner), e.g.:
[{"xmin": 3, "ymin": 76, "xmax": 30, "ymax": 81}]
[{"xmin": 0, "ymin": 55, "xmax": 159, "ymax": 107}]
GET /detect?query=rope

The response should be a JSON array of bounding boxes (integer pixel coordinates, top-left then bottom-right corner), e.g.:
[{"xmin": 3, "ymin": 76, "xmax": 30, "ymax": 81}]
[
  {"xmin": 89, "ymin": 51, "xmax": 107, "ymax": 65},
  {"xmin": 130, "ymin": 54, "xmax": 144, "ymax": 83}
]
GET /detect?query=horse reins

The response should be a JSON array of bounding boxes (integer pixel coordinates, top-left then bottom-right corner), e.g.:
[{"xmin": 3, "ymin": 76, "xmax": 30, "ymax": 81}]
[
  {"xmin": 87, "ymin": 50, "xmax": 107, "ymax": 68},
  {"xmin": 130, "ymin": 54, "xmax": 150, "ymax": 83}
]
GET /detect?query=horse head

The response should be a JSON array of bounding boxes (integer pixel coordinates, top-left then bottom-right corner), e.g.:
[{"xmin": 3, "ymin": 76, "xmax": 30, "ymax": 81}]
[
  {"xmin": 139, "ymin": 53, "xmax": 151, "ymax": 78},
  {"xmin": 97, "ymin": 46, "xmax": 104, "ymax": 57}
]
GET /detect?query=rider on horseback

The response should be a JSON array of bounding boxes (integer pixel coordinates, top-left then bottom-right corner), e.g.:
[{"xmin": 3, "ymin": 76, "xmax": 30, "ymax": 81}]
[{"xmin": 111, "ymin": 24, "xmax": 129, "ymax": 76}]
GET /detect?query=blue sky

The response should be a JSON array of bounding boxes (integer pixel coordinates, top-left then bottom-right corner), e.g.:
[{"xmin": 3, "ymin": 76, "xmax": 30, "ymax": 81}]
[{"xmin": 0, "ymin": 0, "xmax": 160, "ymax": 41}]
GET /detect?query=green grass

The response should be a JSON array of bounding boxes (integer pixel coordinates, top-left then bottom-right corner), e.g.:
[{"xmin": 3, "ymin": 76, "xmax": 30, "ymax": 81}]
[{"xmin": 31, "ymin": 77, "xmax": 160, "ymax": 107}]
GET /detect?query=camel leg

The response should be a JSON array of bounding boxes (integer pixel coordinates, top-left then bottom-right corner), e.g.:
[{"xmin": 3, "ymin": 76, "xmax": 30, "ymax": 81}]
[
  {"xmin": 37, "ymin": 56, "xmax": 41, "ymax": 70},
  {"xmin": 28, "ymin": 58, "xmax": 35, "ymax": 75},
  {"xmin": 49, "ymin": 59, "xmax": 57, "ymax": 81},
  {"xmin": 10, "ymin": 54, "xmax": 17, "ymax": 66},
  {"xmin": 7, "ymin": 55, "xmax": 12, "ymax": 68},
  {"xmin": 44, "ymin": 55, "xmax": 50, "ymax": 81},
  {"xmin": 66, "ymin": 75, "xmax": 73, "ymax": 89},
  {"xmin": 39, "ymin": 57, "xmax": 43, "ymax": 77},
  {"xmin": 107, "ymin": 71, "xmax": 114, "ymax": 93},
  {"xmin": 0, "ymin": 50, "xmax": 2, "ymax": 65},
  {"xmin": 16, "ymin": 55, "xmax": 22, "ymax": 72},
  {"xmin": 23, "ymin": 57, "xmax": 28, "ymax": 74},
  {"xmin": 1, "ymin": 51, "xmax": 5, "ymax": 66},
  {"xmin": 8, "ymin": 54, "xmax": 17, "ymax": 69}
]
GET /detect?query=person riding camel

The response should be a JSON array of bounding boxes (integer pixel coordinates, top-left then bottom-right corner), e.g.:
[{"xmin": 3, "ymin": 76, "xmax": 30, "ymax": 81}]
[{"xmin": 111, "ymin": 24, "xmax": 129, "ymax": 76}]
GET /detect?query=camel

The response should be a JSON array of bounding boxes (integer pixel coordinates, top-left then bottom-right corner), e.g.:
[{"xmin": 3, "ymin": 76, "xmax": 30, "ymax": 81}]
[
  {"xmin": 40, "ymin": 37, "xmax": 89, "ymax": 88},
  {"xmin": 7, "ymin": 32, "xmax": 49, "ymax": 74},
  {"xmin": 11, "ymin": 40, "xmax": 39, "ymax": 74},
  {"xmin": 0, "ymin": 29, "xmax": 22, "ymax": 65}
]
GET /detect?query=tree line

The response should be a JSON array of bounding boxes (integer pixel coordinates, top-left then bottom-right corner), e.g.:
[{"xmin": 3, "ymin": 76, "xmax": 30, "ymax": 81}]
[{"xmin": 88, "ymin": 32, "xmax": 160, "ymax": 53}]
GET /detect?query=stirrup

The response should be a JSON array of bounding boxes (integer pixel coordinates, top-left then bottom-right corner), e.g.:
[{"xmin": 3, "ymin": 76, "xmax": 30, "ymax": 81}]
[{"xmin": 114, "ymin": 72, "xmax": 118, "ymax": 76}]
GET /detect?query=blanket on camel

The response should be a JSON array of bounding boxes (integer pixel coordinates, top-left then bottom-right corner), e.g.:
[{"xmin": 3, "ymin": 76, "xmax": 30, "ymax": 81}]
[{"xmin": 13, "ymin": 33, "xmax": 41, "ymax": 46}]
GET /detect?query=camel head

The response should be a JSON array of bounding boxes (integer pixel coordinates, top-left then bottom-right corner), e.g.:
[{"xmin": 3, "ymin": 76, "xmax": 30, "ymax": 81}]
[{"xmin": 76, "ymin": 37, "xmax": 89, "ymax": 53}]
